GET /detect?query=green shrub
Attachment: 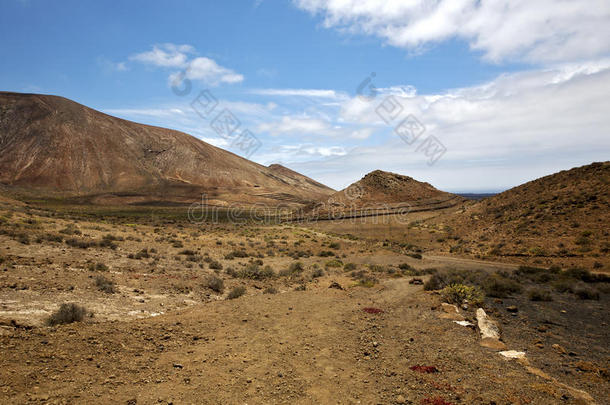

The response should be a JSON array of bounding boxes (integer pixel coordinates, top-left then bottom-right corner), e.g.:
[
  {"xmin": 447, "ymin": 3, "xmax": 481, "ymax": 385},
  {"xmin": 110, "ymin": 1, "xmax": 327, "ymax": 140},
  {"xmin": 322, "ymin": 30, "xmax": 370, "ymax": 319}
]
[
  {"xmin": 325, "ymin": 259, "xmax": 343, "ymax": 268},
  {"xmin": 441, "ymin": 284, "xmax": 484, "ymax": 305},
  {"xmin": 46, "ymin": 303, "xmax": 88, "ymax": 326}
]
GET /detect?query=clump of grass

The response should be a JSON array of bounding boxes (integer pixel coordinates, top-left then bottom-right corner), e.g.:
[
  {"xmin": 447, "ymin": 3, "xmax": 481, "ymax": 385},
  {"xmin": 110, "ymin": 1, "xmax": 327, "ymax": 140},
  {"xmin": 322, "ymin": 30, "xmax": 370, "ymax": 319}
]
[
  {"xmin": 441, "ymin": 284, "xmax": 484, "ymax": 306},
  {"xmin": 353, "ymin": 275, "xmax": 378, "ymax": 288},
  {"xmin": 528, "ymin": 288, "xmax": 552, "ymax": 301},
  {"xmin": 205, "ymin": 275, "xmax": 224, "ymax": 293},
  {"xmin": 328, "ymin": 242, "xmax": 341, "ymax": 249},
  {"xmin": 95, "ymin": 276, "xmax": 116, "ymax": 294},
  {"xmin": 227, "ymin": 286, "xmax": 246, "ymax": 300},
  {"xmin": 407, "ymin": 253, "xmax": 422, "ymax": 259},
  {"xmin": 294, "ymin": 284, "xmax": 307, "ymax": 291},
  {"xmin": 46, "ymin": 303, "xmax": 88, "ymax": 326}
]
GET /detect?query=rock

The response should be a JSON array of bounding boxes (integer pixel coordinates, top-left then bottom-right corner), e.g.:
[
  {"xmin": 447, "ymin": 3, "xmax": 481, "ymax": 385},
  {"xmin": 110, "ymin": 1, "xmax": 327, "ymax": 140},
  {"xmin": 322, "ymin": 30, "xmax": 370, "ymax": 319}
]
[
  {"xmin": 441, "ymin": 303, "xmax": 459, "ymax": 314},
  {"xmin": 396, "ymin": 394, "xmax": 407, "ymax": 404},
  {"xmin": 476, "ymin": 308, "xmax": 501, "ymax": 340},
  {"xmin": 453, "ymin": 320, "xmax": 473, "ymax": 327},
  {"xmin": 480, "ymin": 337, "xmax": 507, "ymax": 350},
  {"xmin": 506, "ymin": 305, "xmax": 518, "ymax": 313},
  {"xmin": 552, "ymin": 344, "xmax": 567, "ymax": 354},
  {"xmin": 499, "ymin": 350, "xmax": 526, "ymax": 359},
  {"xmin": 328, "ymin": 281, "xmax": 343, "ymax": 290},
  {"xmin": 574, "ymin": 361, "xmax": 601, "ymax": 374},
  {"xmin": 172, "ymin": 363, "xmax": 183, "ymax": 369},
  {"xmin": 409, "ymin": 278, "xmax": 423, "ymax": 285}
]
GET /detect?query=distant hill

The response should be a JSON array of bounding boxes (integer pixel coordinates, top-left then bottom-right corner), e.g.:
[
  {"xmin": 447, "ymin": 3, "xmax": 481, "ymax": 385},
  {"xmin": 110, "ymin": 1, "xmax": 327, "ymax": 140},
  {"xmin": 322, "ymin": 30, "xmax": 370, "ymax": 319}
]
[
  {"xmin": 305, "ymin": 170, "xmax": 463, "ymax": 219},
  {"xmin": 0, "ymin": 92, "xmax": 334, "ymax": 206},
  {"xmin": 435, "ymin": 162, "xmax": 610, "ymax": 261}
]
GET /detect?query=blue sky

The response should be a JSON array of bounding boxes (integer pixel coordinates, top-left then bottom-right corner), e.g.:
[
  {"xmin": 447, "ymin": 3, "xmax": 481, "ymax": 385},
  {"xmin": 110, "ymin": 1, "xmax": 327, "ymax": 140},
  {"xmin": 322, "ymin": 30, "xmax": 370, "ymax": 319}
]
[{"xmin": 1, "ymin": 0, "xmax": 609, "ymax": 192}]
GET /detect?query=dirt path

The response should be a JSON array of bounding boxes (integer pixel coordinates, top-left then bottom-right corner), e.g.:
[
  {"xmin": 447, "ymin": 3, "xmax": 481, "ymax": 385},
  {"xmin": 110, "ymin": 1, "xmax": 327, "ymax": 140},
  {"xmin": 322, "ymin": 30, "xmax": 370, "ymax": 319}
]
[{"xmin": 2, "ymin": 275, "xmax": 598, "ymax": 404}]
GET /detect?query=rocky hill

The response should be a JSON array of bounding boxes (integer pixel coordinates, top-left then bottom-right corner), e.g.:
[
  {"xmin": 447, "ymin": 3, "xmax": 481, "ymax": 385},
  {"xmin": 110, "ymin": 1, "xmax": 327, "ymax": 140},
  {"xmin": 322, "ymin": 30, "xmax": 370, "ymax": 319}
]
[
  {"xmin": 0, "ymin": 92, "xmax": 334, "ymax": 206},
  {"xmin": 433, "ymin": 162, "xmax": 610, "ymax": 264}
]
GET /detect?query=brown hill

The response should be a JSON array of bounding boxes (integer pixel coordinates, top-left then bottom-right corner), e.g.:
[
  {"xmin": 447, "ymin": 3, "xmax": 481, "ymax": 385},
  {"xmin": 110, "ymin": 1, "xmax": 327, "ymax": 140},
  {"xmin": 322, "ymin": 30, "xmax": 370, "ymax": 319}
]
[
  {"xmin": 0, "ymin": 92, "xmax": 334, "ymax": 206},
  {"xmin": 304, "ymin": 170, "xmax": 463, "ymax": 219},
  {"xmin": 434, "ymin": 162, "xmax": 610, "ymax": 263}
]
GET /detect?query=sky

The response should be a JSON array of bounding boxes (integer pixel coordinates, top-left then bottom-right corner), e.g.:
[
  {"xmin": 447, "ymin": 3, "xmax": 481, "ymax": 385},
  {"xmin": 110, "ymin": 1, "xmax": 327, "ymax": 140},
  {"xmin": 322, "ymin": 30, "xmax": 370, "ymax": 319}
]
[{"xmin": 1, "ymin": 0, "xmax": 609, "ymax": 192}]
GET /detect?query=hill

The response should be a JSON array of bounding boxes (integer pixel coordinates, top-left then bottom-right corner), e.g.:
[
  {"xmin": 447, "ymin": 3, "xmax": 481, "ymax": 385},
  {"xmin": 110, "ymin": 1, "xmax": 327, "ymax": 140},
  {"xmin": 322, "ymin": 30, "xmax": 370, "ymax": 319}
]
[
  {"xmin": 0, "ymin": 92, "xmax": 334, "ymax": 206},
  {"xmin": 432, "ymin": 162, "xmax": 610, "ymax": 264}
]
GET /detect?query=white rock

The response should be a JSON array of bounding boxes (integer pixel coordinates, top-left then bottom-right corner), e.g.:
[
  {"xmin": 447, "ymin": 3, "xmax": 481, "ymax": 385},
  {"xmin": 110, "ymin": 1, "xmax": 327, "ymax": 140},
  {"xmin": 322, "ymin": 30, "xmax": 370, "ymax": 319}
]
[
  {"xmin": 499, "ymin": 350, "xmax": 526, "ymax": 359},
  {"xmin": 453, "ymin": 320, "xmax": 473, "ymax": 327},
  {"xmin": 476, "ymin": 308, "xmax": 501, "ymax": 340}
]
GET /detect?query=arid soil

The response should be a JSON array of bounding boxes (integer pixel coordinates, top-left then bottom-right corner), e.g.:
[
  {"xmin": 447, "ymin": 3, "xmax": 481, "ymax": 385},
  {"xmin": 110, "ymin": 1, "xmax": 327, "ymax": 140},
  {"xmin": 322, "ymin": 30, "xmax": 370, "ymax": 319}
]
[{"xmin": 0, "ymin": 198, "xmax": 608, "ymax": 404}]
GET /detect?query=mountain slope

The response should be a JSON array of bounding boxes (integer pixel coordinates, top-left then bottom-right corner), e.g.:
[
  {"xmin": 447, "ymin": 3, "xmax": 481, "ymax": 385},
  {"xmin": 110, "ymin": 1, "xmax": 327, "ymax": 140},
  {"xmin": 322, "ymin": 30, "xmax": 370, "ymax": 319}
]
[
  {"xmin": 435, "ymin": 162, "xmax": 610, "ymax": 261},
  {"xmin": 0, "ymin": 92, "xmax": 334, "ymax": 206}
]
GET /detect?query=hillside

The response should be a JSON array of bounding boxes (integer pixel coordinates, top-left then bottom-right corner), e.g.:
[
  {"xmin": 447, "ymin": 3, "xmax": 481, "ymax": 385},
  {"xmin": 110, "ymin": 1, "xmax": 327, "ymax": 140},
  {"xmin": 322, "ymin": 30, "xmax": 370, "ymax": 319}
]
[
  {"xmin": 430, "ymin": 162, "xmax": 610, "ymax": 265},
  {"xmin": 0, "ymin": 92, "xmax": 334, "ymax": 206},
  {"xmin": 308, "ymin": 170, "xmax": 462, "ymax": 218}
]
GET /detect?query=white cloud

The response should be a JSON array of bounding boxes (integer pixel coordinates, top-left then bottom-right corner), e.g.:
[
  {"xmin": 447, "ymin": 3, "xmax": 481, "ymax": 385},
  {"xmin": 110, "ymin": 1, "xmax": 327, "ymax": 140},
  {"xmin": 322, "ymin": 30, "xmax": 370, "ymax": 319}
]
[
  {"xmin": 130, "ymin": 43, "xmax": 194, "ymax": 67},
  {"xmin": 251, "ymin": 88, "xmax": 343, "ymax": 98},
  {"xmin": 257, "ymin": 115, "xmax": 374, "ymax": 140},
  {"xmin": 292, "ymin": 60, "xmax": 610, "ymax": 190},
  {"xmin": 129, "ymin": 43, "xmax": 243, "ymax": 86},
  {"xmin": 294, "ymin": 0, "xmax": 610, "ymax": 64}
]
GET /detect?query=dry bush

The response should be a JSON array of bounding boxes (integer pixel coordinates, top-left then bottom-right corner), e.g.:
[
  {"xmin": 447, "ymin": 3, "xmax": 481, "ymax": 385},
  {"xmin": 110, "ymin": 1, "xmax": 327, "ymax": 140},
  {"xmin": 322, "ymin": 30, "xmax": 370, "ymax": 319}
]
[
  {"xmin": 46, "ymin": 303, "xmax": 88, "ymax": 326},
  {"xmin": 206, "ymin": 275, "xmax": 225, "ymax": 293},
  {"xmin": 227, "ymin": 286, "xmax": 246, "ymax": 300},
  {"xmin": 95, "ymin": 276, "xmax": 116, "ymax": 293}
]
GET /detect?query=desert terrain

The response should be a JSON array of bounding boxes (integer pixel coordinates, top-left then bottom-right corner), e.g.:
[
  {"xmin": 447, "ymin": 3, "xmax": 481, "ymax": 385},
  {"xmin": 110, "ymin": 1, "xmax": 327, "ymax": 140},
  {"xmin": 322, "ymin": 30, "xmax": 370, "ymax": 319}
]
[{"xmin": 0, "ymin": 94, "xmax": 608, "ymax": 404}]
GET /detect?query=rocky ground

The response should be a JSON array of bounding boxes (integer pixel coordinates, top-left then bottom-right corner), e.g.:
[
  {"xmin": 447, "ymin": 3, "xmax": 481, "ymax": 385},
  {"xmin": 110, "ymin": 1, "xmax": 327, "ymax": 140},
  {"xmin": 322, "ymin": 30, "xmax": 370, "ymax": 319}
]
[{"xmin": 0, "ymin": 201, "xmax": 608, "ymax": 404}]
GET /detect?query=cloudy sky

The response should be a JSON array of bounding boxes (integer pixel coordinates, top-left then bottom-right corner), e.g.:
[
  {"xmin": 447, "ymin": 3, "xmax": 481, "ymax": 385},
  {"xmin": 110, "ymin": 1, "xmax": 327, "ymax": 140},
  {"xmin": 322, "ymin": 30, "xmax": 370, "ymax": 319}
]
[{"xmin": 1, "ymin": 0, "xmax": 609, "ymax": 192}]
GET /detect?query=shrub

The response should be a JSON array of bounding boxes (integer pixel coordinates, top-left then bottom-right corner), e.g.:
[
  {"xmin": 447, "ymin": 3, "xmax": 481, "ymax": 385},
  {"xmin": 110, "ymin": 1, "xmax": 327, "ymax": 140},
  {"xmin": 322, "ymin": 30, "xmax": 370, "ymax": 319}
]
[
  {"xmin": 209, "ymin": 260, "xmax": 223, "ymax": 270},
  {"xmin": 318, "ymin": 251, "xmax": 335, "ymax": 257},
  {"xmin": 88, "ymin": 262, "xmax": 108, "ymax": 271},
  {"xmin": 528, "ymin": 288, "xmax": 552, "ymax": 301},
  {"xmin": 263, "ymin": 286, "xmax": 278, "ymax": 294},
  {"xmin": 354, "ymin": 276, "xmax": 377, "ymax": 288},
  {"xmin": 179, "ymin": 249, "xmax": 197, "ymax": 256},
  {"xmin": 562, "ymin": 267, "xmax": 594, "ymax": 282},
  {"xmin": 325, "ymin": 259, "xmax": 343, "ymax": 268},
  {"xmin": 481, "ymin": 274, "xmax": 522, "ymax": 297},
  {"xmin": 328, "ymin": 242, "xmax": 340, "ymax": 249},
  {"xmin": 343, "ymin": 262, "xmax": 357, "ymax": 271},
  {"xmin": 206, "ymin": 275, "xmax": 224, "ymax": 293},
  {"xmin": 237, "ymin": 263, "xmax": 275, "ymax": 280},
  {"xmin": 95, "ymin": 276, "xmax": 116, "ymax": 293},
  {"xmin": 407, "ymin": 253, "xmax": 422, "ymax": 259},
  {"xmin": 552, "ymin": 279, "xmax": 575, "ymax": 293},
  {"xmin": 441, "ymin": 284, "xmax": 484, "ymax": 305},
  {"xmin": 227, "ymin": 286, "xmax": 246, "ymax": 300},
  {"xmin": 225, "ymin": 250, "xmax": 249, "ymax": 260},
  {"xmin": 134, "ymin": 249, "xmax": 150, "ymax": 260},
  {"xmin": 46, "ymin": 303, "xmax": 88, "ymax": 326},
  {"xmin": 312, "ymin": 268, "xmax": 324, "ymax": 278},
  {"xmin": 294, "ymin": 284, "xmax": 307, "ymax": 291},
  {"xmin": 398, "ymin": 263, "xmax": 412, "ymax": 270},
  {"xmin": 574, "ymin": 286, "xmax": 600, "ymax": 300},
  {"xmin": 280, "ymin": 261, "xmax": 304, "ymax": 277}
]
